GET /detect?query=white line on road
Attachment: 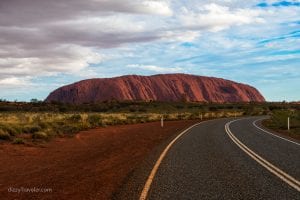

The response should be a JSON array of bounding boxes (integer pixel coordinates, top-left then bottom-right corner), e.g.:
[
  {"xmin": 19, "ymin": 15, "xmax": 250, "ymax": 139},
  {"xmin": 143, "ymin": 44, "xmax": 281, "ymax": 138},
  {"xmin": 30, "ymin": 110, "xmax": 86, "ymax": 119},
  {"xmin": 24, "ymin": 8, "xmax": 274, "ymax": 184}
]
[
  {"xmin": 139, "ymin": 120, "xmax": 208, "ymax": 200},
  {"xmin": 253, "ymin": 119, "xmax": 300, "ymax": 146},
  {"xmin": 225, "ymin": 119, "xmax": 300, "ymax": 192}
]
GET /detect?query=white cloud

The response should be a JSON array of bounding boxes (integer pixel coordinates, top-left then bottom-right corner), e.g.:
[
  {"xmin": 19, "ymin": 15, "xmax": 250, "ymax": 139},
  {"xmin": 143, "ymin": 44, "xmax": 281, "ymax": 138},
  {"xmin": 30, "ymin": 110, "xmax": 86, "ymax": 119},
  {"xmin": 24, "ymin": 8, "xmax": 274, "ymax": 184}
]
[
  {"xmin": 0, "ymin": 77, "xmax": 25, "ymax": 85},
  {"xmin": 0, "ymin": 45, "xmax": 102, "ymax": 78},
  {"xmin": 54, "ymin": 16, "xmax": 147, "ymax": 33},
  {"xmin": 0, "ymin": 0, "xmax": 172, "ymax": 87},
  {"xmin": 139, "ymin": 0, "xmax": 173, "ymax": 16},
  {"xmin": 0, "ymin": 77, "xmax": 32, "ymax": 88},
  {"xmin": 127, "ymin": 64, "xmax": 183, "ymax": 73},
  {"xmin": 0, "ymin": 1, "xmax": 268, "ymax": 86},
  {"xmin": 252, "ymin": 54, "xmax": 300, "ymax": 63},
  {"xmin": 179, "ymin": 3, "xmax": 264, "ymax": 32},
  {"xmin": 163, "ymin": 31, "xmax": 201, "ymax": 42}
]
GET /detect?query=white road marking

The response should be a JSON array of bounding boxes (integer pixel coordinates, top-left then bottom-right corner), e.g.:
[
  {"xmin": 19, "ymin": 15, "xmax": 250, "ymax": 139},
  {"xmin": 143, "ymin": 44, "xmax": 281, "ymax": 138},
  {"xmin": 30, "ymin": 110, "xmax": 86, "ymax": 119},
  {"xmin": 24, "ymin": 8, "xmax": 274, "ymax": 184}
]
[
  {"xmin": 253, "ymin": 119, "xmax": 300, "ymax": 146},
  {"xmin": 139, "ymin": 120, "xmax": 208, "ymax": 200},
  {"xmin": 225, "ymin": 119, "xmax": 300, "ymax": 192}
]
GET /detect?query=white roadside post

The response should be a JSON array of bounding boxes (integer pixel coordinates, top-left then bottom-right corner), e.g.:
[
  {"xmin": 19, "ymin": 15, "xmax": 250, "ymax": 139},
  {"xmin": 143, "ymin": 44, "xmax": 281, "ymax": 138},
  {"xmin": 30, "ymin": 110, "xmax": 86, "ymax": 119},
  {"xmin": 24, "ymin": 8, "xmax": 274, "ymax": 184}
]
[
  {"xmin": 288, "ymin": 117, "xmax": 290, "ymax": 131},
  {"xmin": 161, "ymin": 115, "xmax": 164, "ymax": 128},
  {"xmin": 199, "ymin": 112, "xmax": 202, "ymax": 120}
]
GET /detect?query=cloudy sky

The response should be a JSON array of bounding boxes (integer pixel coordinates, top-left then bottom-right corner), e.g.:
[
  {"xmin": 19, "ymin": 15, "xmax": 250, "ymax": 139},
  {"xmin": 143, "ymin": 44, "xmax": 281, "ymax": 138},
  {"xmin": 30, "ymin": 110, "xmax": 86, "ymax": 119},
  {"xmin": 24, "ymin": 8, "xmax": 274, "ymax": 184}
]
[{"xmin": 0, "ymin": 0, "xmax": 299, "ymax": 101}]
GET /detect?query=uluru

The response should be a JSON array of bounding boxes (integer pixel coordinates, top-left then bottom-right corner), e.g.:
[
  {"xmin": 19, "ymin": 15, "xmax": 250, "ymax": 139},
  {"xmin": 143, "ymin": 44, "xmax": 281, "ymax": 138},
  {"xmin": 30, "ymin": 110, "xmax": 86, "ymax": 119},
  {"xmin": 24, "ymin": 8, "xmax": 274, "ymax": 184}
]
[{"xmin": 45, "ymin": 74, "xmax": 265, "ymax": 104}]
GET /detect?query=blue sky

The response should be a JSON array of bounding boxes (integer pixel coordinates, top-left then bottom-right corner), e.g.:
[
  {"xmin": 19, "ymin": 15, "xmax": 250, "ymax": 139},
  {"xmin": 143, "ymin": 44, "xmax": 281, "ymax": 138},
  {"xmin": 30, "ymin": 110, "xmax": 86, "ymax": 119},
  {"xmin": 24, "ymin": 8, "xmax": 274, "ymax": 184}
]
[{"xmin": 0, "ymin": 0, "xmax": 299, "ymax": 102}]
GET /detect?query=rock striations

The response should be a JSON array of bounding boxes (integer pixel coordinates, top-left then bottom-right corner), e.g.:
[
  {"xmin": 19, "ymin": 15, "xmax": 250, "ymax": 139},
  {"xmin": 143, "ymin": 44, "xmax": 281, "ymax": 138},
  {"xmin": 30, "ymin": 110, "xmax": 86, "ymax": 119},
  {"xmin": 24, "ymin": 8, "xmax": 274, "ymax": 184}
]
[{"xmin": 45, "ymin": 74, "xmax": 265, "ymax": 104}]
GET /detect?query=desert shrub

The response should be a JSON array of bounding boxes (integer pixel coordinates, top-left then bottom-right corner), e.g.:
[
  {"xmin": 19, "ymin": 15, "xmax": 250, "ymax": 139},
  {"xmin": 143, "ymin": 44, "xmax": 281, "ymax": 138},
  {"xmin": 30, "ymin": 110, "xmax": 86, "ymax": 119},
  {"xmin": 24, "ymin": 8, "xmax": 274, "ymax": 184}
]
[
  {"xmin": 175, "ymin": 105, "xmax": 184, "ymax": 109},
  {"xmin": 54, "ymin": 121, "xmax": 65, "ymax": 126},
  {"xmin": 270, "ymin": 110, "xmax": 291, "ymax": 129},
  {"xmin": 13, "ymin": 138, "xmax": 25, "ymax": 144},
  {"xmin": 90, "ymin": 105, "xmax": 109, "ymax": 112},
  {"xmin": 134, "ymin": 116, "xmax": 147, "ymax": 123},
  {"xmin": 60, "ymin": 124, "xmax": 83, "ymax": 134},
  {"xmin": 264, "ymin": 110, "xmax": 300, "ymax": 136},
  {"xmin": 289, "ymin": 111, "xmax": 300, "ymax": 130},
  {"xmin": 128, "ymin": 118, "xmax": 137, "ymax": 124},
  {"xmin": 32, "ymin": 115, "xmax": 41, "ymax": 123},
  {"xmin": 0, "ymin": 106, "xmax": 14, "ymax": 111},
  {"xmin": 226, "ymin": 105, "xmax": 234, "ymax": 109},
  {"xmin": 0, "ymin": 129, "xmax": 10, "ymax": 140},
  {"xmin": 32, "ymin": 131, "xmax": 48, "ymax": 139},
  {"xmin": 138, "ymin": 108, "xmax": 147, "ymax": 113},
  {"xmin": 23, "ymin": 125, "xmax": 41, "ymax": 134},
  {"xmin": 58, "ymin": 106, "xmax": 68, "ymax": 112},
  {"xmin": 87, "ymin": 114, "xmax": 102, "ymax": 126},
  {"xmin": 16, "ymin": 114, "xmax": 29, "ymax": 123},
  {"xmin": 38, "ymin": 121, "xmax": 49, "ymax": 129},
  {"xmin": 126, "ymin": 114, "xmax": 145, "ymax": 124},
  {"xmin": 209, "ymin": 106, "xmax": 217, "ymax": 111},
  {"xmin": 0, "ymin": 124, "xmax": 21, "ymax": 136},
  {"xmin": 189, "ymin": 113, "xmax": 200, "ymax": 120},
  {"xmin": 129, "ymin": 108, "xmax": 137, "ymax": 112},
  {"xmin": 177, "ymin": 113, "xmax": 190, "ymax": 120},
  {"xmin": 104, "ymin": 116, "xmax": 123, "ymax": 125},
  {"xmin": 67, "ymin": 114, "xmax": 82, "ymax": 123},
  {"xmin": 50, "ymin": 127, "xmax": 63, "ymax": 136},
  {"xmin": 164, "ymin": 114, "xmax": 174, "ymax": 121}
]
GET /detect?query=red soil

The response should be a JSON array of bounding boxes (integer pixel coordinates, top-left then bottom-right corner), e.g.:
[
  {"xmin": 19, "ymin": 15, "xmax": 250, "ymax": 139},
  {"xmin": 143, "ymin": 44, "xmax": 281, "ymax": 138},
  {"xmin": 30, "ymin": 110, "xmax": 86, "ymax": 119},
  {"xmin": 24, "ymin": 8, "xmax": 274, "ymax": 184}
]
[{"xmin": 0, "ymin": 120, "xmax": 199, "ymax": 200}]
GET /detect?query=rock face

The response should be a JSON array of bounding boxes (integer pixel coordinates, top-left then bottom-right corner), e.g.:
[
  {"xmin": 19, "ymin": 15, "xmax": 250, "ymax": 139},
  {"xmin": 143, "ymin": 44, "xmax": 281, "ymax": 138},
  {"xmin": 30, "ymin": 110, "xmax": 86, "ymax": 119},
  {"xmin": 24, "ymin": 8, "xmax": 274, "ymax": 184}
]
[{"xmin": 45, "ymin": 74, "xmax": 265, "ymax": 103}]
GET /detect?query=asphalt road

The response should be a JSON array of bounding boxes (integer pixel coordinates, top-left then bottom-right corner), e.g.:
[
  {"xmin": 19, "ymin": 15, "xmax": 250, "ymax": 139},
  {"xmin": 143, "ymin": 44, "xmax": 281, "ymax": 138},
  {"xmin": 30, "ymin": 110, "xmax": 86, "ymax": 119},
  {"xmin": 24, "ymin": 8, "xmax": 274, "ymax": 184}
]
[{"xmin": 117, "ymin": 117, "xmax": 300, "ymax": 200}]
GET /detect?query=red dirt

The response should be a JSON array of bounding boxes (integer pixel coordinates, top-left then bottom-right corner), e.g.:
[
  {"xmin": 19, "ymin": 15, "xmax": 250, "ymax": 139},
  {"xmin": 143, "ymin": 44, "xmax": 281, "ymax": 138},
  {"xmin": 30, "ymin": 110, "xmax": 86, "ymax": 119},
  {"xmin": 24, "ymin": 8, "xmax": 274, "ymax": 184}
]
[
  {"xmin": 45, "ymin": 74, "xmax": 265, "ymax": 103},
  {"xmin": 0, "ymin": 120, "xmax": 199, "ymax": 200}
]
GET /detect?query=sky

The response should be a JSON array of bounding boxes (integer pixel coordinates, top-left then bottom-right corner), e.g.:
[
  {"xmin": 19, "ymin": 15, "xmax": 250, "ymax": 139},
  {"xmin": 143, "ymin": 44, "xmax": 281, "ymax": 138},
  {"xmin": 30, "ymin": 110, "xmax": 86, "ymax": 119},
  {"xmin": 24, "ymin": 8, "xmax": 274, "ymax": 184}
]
[{"xmin": 0, "ymin": 0, "xmax": 299, "ymax": 102}]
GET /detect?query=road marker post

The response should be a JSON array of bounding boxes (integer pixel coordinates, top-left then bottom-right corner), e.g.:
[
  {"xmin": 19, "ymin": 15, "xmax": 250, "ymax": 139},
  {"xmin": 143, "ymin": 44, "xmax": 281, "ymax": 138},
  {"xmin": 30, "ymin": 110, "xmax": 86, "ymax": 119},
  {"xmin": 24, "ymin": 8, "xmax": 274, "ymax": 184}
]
[
  {"xmin": 288, "ymin": 117, "xmax": 290, "ymax": 131},
  {"xmin": 161, "ymin": 116, "xmax": 164, "ymax": 128}
]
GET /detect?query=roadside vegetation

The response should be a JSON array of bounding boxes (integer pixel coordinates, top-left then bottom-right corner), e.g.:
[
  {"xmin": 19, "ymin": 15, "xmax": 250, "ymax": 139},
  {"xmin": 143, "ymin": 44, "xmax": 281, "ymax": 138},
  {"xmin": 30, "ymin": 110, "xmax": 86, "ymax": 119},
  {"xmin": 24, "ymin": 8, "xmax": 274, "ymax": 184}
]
[
  {"xmin": 0, "ymin": 100, "xmax": 299, "ymax": 143},
  {"xmin": 0, "ymin": 112, "xmax": 240, "ymax": 144},
  {"xmin": 263, "ymin": 109, "xmax": 300, "ymax": 140}
]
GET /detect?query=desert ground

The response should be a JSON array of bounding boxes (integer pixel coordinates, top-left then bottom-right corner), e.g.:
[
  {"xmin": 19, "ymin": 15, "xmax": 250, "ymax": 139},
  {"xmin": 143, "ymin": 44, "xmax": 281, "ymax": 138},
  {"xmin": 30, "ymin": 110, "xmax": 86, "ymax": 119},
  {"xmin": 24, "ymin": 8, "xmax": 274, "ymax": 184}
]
[{"xmin": 0, "ymin": 120, "xmax": 199, "ymax": 200}]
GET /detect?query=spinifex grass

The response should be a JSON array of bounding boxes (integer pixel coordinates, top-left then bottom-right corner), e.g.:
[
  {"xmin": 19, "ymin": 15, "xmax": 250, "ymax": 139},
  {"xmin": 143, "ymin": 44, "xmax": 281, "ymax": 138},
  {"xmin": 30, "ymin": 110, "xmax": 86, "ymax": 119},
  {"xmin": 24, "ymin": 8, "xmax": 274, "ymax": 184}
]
[{"xmin": 0, "ymin": 111, "xmax": 243, "ymax": 143}]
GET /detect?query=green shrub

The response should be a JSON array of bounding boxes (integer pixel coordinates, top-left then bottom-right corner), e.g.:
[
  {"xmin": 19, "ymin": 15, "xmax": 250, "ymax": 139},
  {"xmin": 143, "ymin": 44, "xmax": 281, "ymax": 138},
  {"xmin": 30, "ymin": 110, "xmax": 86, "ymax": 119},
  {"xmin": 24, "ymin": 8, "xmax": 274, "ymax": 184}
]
[
  {"xmin": 23, "ymin": 125, "xmax": 41, "ymax": 134},
  {"xmin": 105, "ymin": 117, "xmax": 125, "ymax": 125},
  {"xmin": 60, "ymin": 124, "xmax": 83, "ymax": 134},
  {"xmin": 99, "ymin": 121, "xmax": 107, "ymax": 127},
  {"xmin": 129, "ymin": 108, "xmax": 136, "ymax": 112},
  {"xmin": 265, "ymin": 110, "xmax": 300, "ymax": 135},
  {"xmin": 38, "ymin": 121, "xmax": 49, "ymax": 129},
  {"xmin": 138, "ymin": 108, "xmax": 147, "ymax": 112},
  {"xmin": 270, "ymin": 110, "xmax": 291, "ymax": 129},
  {"xmin": 1, "ymin": 125, "xmax": 21, "ymax": 136},
  {"xmin": 67, "ymin": 114, "xmax": 82, "ymax": 123},
  {"xmin": 0, "ymin": 129, "xmax": 10, "ymax": 140},
  {"xmin": 87, "ymin": 114, "xmax": 102, "ymax": 126},
  {"xmin": 13, "ymin": 138, "xmax": 25, "ymax": 144},
  {"xmin": 32, "ymin": 131, "xmax": 48, "ymax": 139}
]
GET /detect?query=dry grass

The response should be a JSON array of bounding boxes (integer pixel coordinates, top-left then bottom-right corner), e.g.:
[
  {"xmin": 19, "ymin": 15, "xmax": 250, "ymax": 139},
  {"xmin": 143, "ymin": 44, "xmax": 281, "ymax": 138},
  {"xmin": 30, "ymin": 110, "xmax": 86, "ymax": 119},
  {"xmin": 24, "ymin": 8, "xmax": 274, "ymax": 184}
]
[
  {"xmin": 0, "ymin": 111, "xmax": 243, "ymax": 143},
  {"xmin": 263, "ymin": 110, "xmax": 300, "ymax": 139}
]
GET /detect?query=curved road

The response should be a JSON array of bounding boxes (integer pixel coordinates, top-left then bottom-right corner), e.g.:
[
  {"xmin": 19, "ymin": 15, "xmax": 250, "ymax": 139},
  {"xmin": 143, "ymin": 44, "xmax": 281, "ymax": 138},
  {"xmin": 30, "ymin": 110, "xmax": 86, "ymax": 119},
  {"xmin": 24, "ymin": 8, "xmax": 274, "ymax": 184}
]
[{"xmin": 129, "ymin": 117, "xmax": 300, "ymax": 200}]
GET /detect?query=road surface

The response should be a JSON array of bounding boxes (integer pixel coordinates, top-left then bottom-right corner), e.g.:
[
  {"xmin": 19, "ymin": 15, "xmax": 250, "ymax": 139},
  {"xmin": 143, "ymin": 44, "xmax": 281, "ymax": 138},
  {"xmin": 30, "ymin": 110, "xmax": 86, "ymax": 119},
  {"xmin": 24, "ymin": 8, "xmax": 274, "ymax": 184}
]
[{"xmin": 117, "ymin": 117, "xmax": 300, "ymax": 200}]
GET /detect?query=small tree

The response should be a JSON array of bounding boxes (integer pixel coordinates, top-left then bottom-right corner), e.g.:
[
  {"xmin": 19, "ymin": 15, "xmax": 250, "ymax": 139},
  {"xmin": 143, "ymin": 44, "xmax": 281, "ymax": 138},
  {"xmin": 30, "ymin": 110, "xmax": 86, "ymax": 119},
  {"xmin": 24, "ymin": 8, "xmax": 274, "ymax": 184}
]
[{"xmin": 30, "ymin": 98, "xmax": 40, "ymax": 103}]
